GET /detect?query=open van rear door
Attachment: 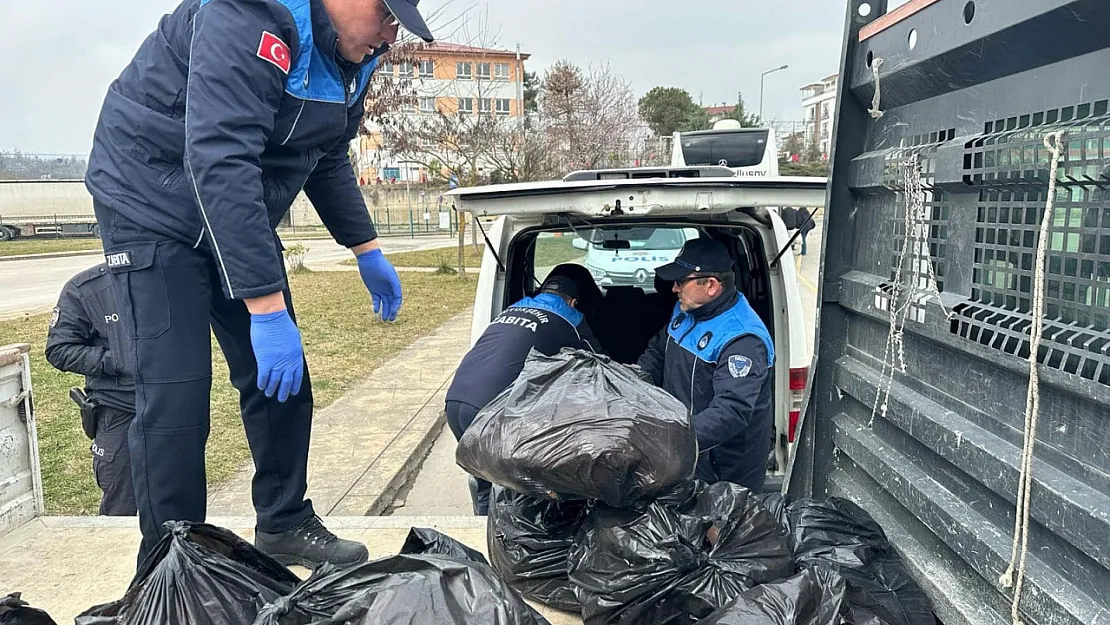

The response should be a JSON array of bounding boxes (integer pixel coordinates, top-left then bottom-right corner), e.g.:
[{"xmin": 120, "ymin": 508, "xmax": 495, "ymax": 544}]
[
  {"xmin": 796, "ymin": 2, "xmax": 1110, "ymax": 625},
  {"xmin": 445, "ymin": 176, "xmax": 826, "ymax": 218}
]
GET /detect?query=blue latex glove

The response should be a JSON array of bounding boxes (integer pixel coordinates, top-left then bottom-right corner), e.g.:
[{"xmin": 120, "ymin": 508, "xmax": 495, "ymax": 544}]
[
  {"xmin": 250, "ymin": 309, "xmax": 304, "ymax": 402},
  {"xmin": 356, "ymin": 248, "xmax": 403, "ymax": 321}
]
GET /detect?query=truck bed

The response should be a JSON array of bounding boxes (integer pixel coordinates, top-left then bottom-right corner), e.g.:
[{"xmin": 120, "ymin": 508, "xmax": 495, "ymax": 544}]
[
  {"xmin": 0, "ymin": 515, "xmax": 581, "ymax": 625},
  {"xmin": 790, "ymin": 1, "xmax": 1110, "ymax": 624}
]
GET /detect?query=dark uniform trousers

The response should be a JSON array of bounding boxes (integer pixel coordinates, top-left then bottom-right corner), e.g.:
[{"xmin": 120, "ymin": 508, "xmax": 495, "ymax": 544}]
[
  {"xmin": 445, "ymin": 400, "xmax": 489, "ymax": 515},
  {"xmin": 95, "ymin": 202, "xmax": 314, "ymax": 561},
  {"xmin": 91, "ymin": 405, "xmax": 138, "ymax": 516}
]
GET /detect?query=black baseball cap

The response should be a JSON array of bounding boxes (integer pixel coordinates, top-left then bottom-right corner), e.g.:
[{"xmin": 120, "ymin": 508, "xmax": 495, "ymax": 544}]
[
  {"xmin": 382, "ymin": 0, "xmax": 434, "ymax": 42},
  {"xmin": 654, "ymin": 238, "xmax": 734, "ymax": 282},
  {"xmin": 539, "ymin": 275, "xmax": 580, "ymax": 300}
]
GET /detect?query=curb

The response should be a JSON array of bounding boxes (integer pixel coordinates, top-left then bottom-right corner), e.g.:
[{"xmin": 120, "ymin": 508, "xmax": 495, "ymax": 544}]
[
  {"xmin": 0, "ymin": 249, "xmax": 102, "ymax": 262},
  {"xmin": 362, "ymin": 413, "xmax": 447, "ymax": 517}
]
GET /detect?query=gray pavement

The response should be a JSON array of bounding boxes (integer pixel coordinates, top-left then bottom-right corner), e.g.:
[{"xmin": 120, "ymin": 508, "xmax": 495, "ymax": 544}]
[
  {"xmin": 0, "ymin": 234, "xmax": 458, "ymax": 319},
  {"xmin": 207, "ymin": 310, "xmax": 473, "ymax": 518}
]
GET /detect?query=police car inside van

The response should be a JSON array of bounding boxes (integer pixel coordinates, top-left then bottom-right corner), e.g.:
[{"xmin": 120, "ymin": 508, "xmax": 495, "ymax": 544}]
[{"xmin": 445, "ymin": 164, "xmax": 825, "ymax": 491}]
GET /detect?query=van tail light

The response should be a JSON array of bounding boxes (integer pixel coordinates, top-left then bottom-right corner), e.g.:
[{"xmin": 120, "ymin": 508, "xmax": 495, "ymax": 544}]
[{"xmin": 788, "ymin": 367, "xmax": 808, "ymax": 443}]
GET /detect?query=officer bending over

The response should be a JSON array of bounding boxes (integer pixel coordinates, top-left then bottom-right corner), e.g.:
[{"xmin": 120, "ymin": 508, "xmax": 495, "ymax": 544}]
[
  {"xmin": 45, "ymin": 264, "xmax": 137, "ymax": 516},
  {"xmin": 84, "ymin": 0, "xmax": 434, "ymax": 567},
  {"xmin": 636, "ymin": 238, "xmax": 776, "ymax": 493},
  {"xmin": 446, "ymin": 275, "xmax": 603, "ymax": 514}
]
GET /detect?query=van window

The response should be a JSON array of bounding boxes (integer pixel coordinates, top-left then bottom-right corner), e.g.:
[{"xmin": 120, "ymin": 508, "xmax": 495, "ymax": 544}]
[{"xmin": 534, "ymin": 226, "xmax": 699, "ymax": 294}]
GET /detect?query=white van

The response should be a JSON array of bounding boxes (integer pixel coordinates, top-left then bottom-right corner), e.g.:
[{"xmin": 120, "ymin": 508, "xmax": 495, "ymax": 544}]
[{"xmin": 445, "ymin": 168, "xmax": 825, "ymax": 489}]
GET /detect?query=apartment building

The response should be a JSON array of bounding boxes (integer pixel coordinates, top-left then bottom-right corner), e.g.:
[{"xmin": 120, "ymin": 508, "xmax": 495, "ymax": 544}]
[
  {"xmin": 800, "ymin": 74, "xmax": 838, "ymax": 158},
  {"xmin": 352, "ymin": 42, "xmax": 530, "ymax": 183}
]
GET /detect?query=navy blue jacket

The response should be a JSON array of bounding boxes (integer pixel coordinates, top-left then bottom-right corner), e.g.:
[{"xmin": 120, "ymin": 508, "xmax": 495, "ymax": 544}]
[
  {"xmin": 86, "ymin": 0, "xmax": 382, "ymax": 299},
  {"xmin": 637, "ymin": 286, "xmax": 776, "ymax": 492},
  {"xmin": 447, "ymin": 294, "xmax": 603, "ymax": 410},
  {"xmin": 45, "ymin": 265, "xmax": 135, "ymax": 413}
]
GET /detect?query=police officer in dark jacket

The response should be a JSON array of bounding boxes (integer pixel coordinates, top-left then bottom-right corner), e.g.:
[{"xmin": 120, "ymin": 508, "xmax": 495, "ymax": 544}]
[
  {"xmin": 446, "ymin": 275, "xmax": 603, "ymax": 514},
  {"xmin": 637, "ymin": 238, "xmax": 776, "ymax": 493},
  {"xmin": 45, "ymin": 265, "xmax": 138, "ymax": 516},
  {"xmin": 84, "ymin": 0, "xmax": 433, "ymax": 567}
]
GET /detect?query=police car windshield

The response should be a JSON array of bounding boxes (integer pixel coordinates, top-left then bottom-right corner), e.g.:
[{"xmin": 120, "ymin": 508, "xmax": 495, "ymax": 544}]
[{"xmin": 585, "ymin": 227, "xmax": 686, "ymax": 251}]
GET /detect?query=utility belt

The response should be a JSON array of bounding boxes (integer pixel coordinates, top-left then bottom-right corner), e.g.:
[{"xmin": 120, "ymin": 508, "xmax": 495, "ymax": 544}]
[{"xmin": 69, "ymin": 387, "xmax": 102, "ymax": 440}]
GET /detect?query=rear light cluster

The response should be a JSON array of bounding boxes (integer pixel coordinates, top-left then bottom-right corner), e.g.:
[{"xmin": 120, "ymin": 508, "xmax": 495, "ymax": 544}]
[{"xmin": 788, "ymin": 367, "xmax": 808, "ymax": 443}]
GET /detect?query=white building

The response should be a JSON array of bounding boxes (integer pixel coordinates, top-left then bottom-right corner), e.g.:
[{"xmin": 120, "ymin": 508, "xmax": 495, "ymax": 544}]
[{"xmin": 800, "ymin": 74, "xmax": 838, "ymax": 158}]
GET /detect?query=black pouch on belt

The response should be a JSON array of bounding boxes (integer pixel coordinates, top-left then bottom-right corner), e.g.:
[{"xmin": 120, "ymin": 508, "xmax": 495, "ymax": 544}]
[{"xmin": 69, "ymin": 387, "xmax": 99, "ymax": 440}]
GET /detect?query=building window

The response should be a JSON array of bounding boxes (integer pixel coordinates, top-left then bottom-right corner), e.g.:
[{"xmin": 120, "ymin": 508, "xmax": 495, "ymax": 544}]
[
  {"xmin": 419, "ymin": 97, "xmax": 435, "ymax": 113},
  {"xmin": 421, "ymin": 136, "xmax": 437, "ymax": 149},
  {"xmin": 456, "ymin": 62, "xmax": 472, "ymax": 80},
  {"xmin": 495, "ymin": 63, "xmax": 510, "ymax": 81},
  {"xmin": 457, "ymin": 97, "xmax": 474, "ymax": 114},
  {"xmin": 822, "ymin": 102, "xmax": 830, "ymax": 118},
  {"xmin": 399, "ymin": 62, "xmax": 414, "ymax": 77},
  {"xmin": 379, "ymin": 61, "xmax": 394, "ymax": 75},
  {"xmin": 476, "ymin": 63, "xmax": 491, "ymax": 80},
  {"xmin": 419, "ymin": 60, "xmax": 434, "ymax": 78},
  {"xmin": 478, "ymin": 98, "xmax": 492, "ymax": 115},
  {"xmin": 495, "ymin": 98, "xmax": 511, "ymax": 116}
]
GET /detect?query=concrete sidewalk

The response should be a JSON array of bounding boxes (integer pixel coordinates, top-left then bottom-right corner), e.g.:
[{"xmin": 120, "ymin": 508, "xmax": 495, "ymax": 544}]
[{"xmin": 207, "ymin": 308, "xmax": 472, "ymax": 518}]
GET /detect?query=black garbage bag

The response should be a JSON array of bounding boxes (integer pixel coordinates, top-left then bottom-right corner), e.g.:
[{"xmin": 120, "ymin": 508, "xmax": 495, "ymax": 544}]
[
  {"xmin": 0, "ymin": 593, "xmax": 59, "ymax": 625},
  {"xmin": 757, "ymin": 492, "xmax": 794, "ymax": 533},
  {"xmin": 568, "ymin": 481, "xmax": 796, "ymax": 625},
  {"xmin": 75, "ymin": 521, "xmax": 299, "ymax": 625},
  {"xmin": 487, "ymin": 487, "xmax": 588, "ymax": 612},
  {"xmin": 253, "ymin": 554, "xmax": 550, "ymax": 625},
  {"xmin": 698, "ymin": 566, "xmax": 848, "ymax": 625},
  {"xmin": 400, "ymin": 526, "xmax": 489, "ymax": 565},
  {"xmin": 457, "ymin": 348, "xmax": 697, "ymax": 507},
  {"xmin": 787, "ymin": 498, "xmax": 935, "ymax": 625}
]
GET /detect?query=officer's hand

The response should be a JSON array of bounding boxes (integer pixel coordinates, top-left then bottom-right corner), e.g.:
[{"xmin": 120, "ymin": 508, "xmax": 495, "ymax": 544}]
[
  {"xmin": 356, "ymin": 249, "xmax": 403, "ymax": 321},
  {"xmin": 249, "ymin": 309, "xmax": 304, "ymax": 402}
]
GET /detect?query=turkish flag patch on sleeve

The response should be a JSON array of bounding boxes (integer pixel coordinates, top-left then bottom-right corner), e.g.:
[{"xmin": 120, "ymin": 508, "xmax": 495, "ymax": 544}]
[{"xmin": 256, "ymin": 31, "xmax": 291, "ymax": 74}]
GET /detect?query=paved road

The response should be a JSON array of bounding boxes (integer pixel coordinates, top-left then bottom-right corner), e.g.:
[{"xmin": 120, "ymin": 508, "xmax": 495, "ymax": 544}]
[
  {"xmin": 0, "ymin": 234, "xmax": 458, "ymax": 320},
  {"xmin": 389, "ymin": 222, "xmax": 824, "ymax": 517}
]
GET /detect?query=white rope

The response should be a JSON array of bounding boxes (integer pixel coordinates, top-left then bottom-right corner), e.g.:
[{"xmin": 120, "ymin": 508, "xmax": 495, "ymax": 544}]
[
  {"xmin": 998, "ymin": 131, "xmax": 1065, "ymax": 625},
  {"xmin": 868, "ymin": 57, "xmax": 885, "ymax": 119},
  {"xmin": 870, "ymin": 151, "xmax": 952, "ymax": 427}
]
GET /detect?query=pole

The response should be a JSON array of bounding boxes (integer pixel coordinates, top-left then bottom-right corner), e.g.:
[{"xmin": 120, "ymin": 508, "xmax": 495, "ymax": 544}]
[
  {"xmin": 406, "ymin": 177, "xmax": 414, "ymax": 238},
  {"xmin": 759, "ymin": 64, "xmax": 789, "ymax": 122}
]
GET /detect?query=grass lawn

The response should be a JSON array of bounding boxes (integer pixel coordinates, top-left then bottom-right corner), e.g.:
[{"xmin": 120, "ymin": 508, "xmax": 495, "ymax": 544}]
[
  {"xmin": 380, "ymin": 244, "xmax": 485, "ymax": 268},
  {"xmin": 1, "ymin": 270, "xmax": 476, "ymax": 515},
  {"xmin": 0, "ymin": 238, "xmax": 103, "ymax": 257},
  {"xmin": 535, "ymin": 234, "xmax": 584, "ymax": 267}
]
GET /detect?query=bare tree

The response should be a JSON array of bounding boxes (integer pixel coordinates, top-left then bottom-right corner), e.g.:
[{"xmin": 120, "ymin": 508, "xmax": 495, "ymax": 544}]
[
  {"xmin": 364, "ymin": 6, "xmax": 537, "ymax": 185},
  {"xmin": 540, "ymin": 60, "xmax": 644, "ymax": 173}
]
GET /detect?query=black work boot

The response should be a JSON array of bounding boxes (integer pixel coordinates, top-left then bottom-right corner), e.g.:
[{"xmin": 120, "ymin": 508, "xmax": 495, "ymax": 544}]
[{"xmin": 254, "ymin": 515, "xmax": 369, "ymax": 569}]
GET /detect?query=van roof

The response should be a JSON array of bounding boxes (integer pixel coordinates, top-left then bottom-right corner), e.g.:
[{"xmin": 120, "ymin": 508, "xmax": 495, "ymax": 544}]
[{"xmin": 444, "ymin": 176, "xmax": 827, "ymax": 218}]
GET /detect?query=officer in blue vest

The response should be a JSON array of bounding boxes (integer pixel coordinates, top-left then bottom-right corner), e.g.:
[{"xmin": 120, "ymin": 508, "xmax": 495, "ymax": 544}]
[
  {"xmin": 84, "ymin": 0, "xmax": 433, "ymax": 568},
  {"xmin": 636, "ymin": 238, "xmax": 776, "ymax": 493},
  {"xmin": 446, "ymin": 275, "xmax": 603, "ymax": 514}
]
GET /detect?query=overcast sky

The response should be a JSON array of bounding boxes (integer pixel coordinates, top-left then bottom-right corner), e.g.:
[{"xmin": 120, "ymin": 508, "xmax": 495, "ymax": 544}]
[{"xmin": 0, "ymin": 0, "xmax": 859, "ymax": 155}]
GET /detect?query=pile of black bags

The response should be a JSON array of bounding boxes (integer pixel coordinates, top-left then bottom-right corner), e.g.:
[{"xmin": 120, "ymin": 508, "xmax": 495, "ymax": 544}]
[
  {"xmin": 457, "ymin": 348, "xmax": 698, "ymax": 508},
  {"xmin": 568, "ymin": 481, "xmax": 795, "ymax": 624},
  {"xmin": 459, "ymin": 349, "xmax": 937, "ymax": 624},
  {"xmin": 75, "ymin": 522, "xmax": 548, "ymax": 625}
]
